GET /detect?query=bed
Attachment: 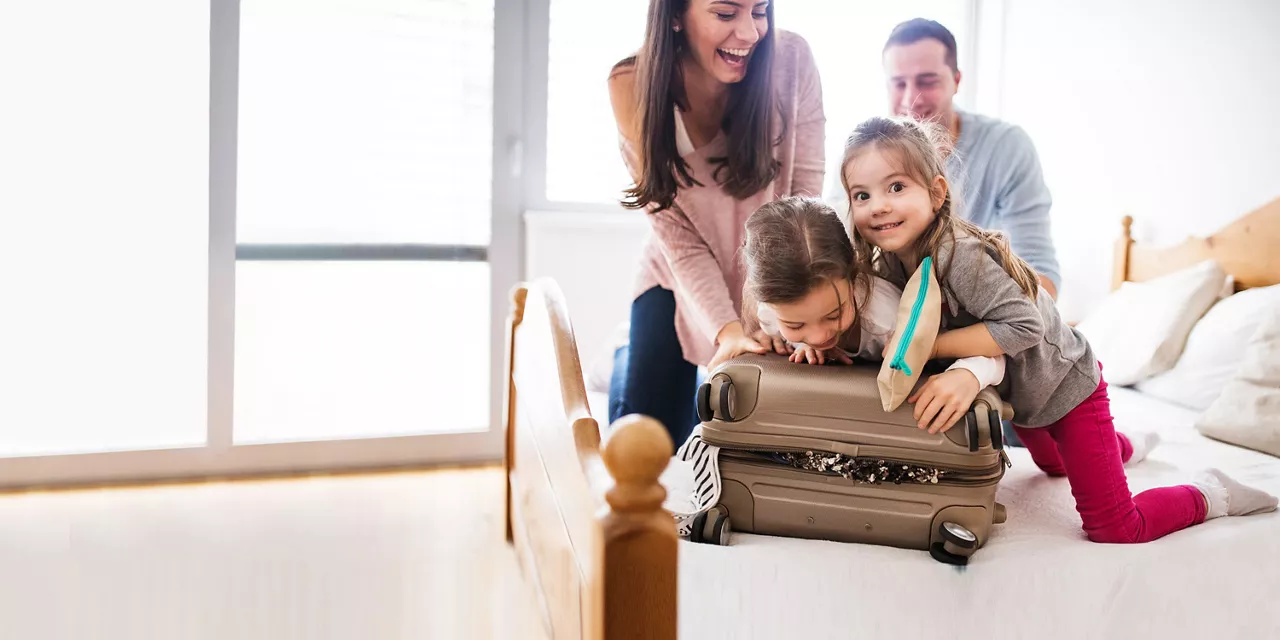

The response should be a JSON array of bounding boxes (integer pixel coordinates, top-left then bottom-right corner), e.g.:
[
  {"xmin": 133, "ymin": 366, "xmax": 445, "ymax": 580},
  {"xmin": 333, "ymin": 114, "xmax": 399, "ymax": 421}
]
[{"xmin": 503, "ymin": 198, "xmax": 1280, "ymax": 639}]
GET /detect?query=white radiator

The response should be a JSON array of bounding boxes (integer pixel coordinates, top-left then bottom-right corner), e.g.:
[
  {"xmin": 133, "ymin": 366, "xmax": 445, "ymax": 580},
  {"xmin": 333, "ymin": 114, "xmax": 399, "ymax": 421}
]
[{"xmin": 523, "ymin": 210, "xmax": 650, "ymax": 385}]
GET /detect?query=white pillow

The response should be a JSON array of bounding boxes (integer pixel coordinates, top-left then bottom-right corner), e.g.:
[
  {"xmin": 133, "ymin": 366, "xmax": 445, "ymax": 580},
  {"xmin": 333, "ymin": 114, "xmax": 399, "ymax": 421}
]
[
  {"xmin": 1075, "ymin": 260, "xmax": 1227, "ymax": 386},
  {"xmin": 1195, "ymin": 308, "xmax": 1280, "ymax": 459},
  {"xmin": 1136, "ymin": 284, "xmax": 1280, "ymax": 410}
]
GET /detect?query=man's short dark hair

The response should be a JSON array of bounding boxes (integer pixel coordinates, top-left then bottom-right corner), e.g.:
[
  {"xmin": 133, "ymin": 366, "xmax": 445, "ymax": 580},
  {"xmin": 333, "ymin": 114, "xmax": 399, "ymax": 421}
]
[{"xmin": 884, "ymin": 18, "xmax": 958, "ymax": 73}]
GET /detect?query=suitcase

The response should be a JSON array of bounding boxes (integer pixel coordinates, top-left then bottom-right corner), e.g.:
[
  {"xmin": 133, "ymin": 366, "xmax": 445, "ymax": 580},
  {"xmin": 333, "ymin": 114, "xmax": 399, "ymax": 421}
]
[{"xmin": 690, "ymin": 353, "xmax": 1013, "ymax": 565}]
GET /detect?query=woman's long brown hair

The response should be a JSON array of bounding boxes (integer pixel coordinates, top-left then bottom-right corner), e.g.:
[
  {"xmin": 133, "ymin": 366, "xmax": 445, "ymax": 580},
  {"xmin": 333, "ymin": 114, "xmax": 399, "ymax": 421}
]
[
  {"xmin": 613, "ymin": 0, "xmax": 781, "ymax": 213},
  {"xmin": 839, "ymin": 116, "xmax": 1041, "ymax": 300}
]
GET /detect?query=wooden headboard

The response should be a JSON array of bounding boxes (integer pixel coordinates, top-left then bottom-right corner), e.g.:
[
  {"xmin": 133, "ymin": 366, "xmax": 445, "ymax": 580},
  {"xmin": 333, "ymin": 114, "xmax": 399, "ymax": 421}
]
[{"xmin": 1112, "ymin": 196, "xmax": 1280, "ymax": 292}]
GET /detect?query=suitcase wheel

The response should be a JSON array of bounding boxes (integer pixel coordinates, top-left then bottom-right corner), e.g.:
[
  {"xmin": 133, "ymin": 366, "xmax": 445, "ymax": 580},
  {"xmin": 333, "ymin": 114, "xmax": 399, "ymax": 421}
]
[
  {"xmin": 697, "ymin": 376, "xmax": 735, "ymax": 423},
  {"xmin": 689, "ymin": 511, "xmax": 710, "ymax": 543},
  {"xmin": 990, "ymin": 409, "xmax": 1004, "ymax": 450},
  {"xmin": 718, "ymin": 377, "xmax": 736, "ymax": 422},
  {"xmin": 938, "ymin": 521, "xmax": 978, "ymax": 559},
  {"xmin": 696, "ymin": 382, "xmax": 713, "ymax": 423},
  {"xmin": 965, "ymin": 411, "xmax": 980, "ymax": 452},
  {"xmin": 929, "ymin": 542, "xmax": 970, "ymax": 566},
  {"xmin": 709, "ymin": 511, "xmax": 731, "ymax": 546},
  {"xmin": 689, "ymin": 507, "xmax": 731, "ymax": 546}
]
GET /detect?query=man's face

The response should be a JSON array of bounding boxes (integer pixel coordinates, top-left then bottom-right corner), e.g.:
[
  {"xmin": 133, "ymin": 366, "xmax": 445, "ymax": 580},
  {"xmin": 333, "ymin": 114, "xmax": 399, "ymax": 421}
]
[{"xmin": 883, "ymin": 38, "xmax": 960, "ymax": 124}]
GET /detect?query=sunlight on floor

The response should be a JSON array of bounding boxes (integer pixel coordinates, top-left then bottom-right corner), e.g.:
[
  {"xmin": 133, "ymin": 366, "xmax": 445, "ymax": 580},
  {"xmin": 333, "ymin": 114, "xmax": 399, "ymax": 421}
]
[{"xmin": 0, "ymin": 466, "xmax": 547, "ymax": 640}]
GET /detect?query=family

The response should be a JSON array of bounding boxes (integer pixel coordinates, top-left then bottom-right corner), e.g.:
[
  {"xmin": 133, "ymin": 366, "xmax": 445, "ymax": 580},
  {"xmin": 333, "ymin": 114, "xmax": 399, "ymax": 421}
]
[{"xmin": 603, "ymin": 2, "xmax": 1276, "ymax": 544}]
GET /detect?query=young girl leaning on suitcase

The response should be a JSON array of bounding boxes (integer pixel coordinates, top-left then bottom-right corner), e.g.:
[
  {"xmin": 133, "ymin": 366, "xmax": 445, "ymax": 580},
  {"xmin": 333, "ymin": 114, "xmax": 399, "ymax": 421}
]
[
  {"xmin": 814, "ymin": 114, "xmax": 1275, "ymax": 543},
  {"xmin": 732, "ymin": 196, "xmax": 1009, "ymax": 431}
]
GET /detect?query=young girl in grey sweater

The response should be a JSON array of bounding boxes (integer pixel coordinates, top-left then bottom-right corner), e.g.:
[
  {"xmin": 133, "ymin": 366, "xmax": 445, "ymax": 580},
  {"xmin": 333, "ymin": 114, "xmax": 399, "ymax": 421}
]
[{"xmin": 835, "ymin": 115, "xmax": 1275, "ymax": 543}]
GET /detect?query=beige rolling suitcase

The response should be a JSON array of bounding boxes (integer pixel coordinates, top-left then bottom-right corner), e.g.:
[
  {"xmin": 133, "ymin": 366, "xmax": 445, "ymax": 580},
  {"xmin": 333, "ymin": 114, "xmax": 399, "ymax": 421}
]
[{"xmin": 691, "ymin": 353, "xmax": 1013, "ymax": 565}]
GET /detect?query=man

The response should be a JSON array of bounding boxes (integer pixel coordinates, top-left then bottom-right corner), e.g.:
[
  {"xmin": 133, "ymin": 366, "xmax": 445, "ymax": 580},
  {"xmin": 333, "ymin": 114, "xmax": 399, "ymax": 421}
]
[
  {"xmin": 883, "ymin": 19, "xmax": 1057, "ymax": 449},
  {"xmin": 882, "ymin": 18, "xmax": 1061, "ymax": 299}
]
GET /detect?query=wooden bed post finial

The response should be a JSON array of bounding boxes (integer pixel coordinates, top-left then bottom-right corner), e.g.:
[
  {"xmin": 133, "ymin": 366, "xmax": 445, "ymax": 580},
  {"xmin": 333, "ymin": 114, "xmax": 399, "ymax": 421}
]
[
  {"xmin": 599, "ymin": 414, "xmax": 678, "ymax": 640},
  {"xmin": 509, "ymin": 284, "xmax": 529, "ymax": 326},
  {"xmin": 1112, "ymin": 215, "xmax": 1135, "ymax": 292},
  {"xmin": 602, "ymin": 415, "xmax": 672, "ymax": 512}
]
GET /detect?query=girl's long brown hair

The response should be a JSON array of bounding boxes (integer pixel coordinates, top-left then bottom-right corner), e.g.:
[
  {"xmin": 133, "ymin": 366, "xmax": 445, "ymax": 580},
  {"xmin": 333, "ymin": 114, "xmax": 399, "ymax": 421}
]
[
  {"xmin": 741, "ymin": 196, "xmax": 870, "ymax": 332},
  {"xmin": 613, "ymin": 0, "xmax": 781, "ymax": 213},
  {"xmin": 838, "ymin": 116, "xmax": 1040, "ymax": 301}
]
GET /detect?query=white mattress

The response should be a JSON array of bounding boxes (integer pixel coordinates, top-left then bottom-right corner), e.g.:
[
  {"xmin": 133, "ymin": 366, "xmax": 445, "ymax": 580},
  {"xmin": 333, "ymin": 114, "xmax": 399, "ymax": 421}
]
[{"xmin": 589, "ymin": 388, "xmax": 1280, "ymax": 639}]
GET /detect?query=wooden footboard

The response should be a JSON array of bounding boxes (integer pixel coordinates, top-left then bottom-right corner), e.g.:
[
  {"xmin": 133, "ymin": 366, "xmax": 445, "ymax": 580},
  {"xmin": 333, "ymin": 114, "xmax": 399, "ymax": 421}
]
[{"xmin": 503, "ymin": 278, "xmax": 677, "ymax": 640}]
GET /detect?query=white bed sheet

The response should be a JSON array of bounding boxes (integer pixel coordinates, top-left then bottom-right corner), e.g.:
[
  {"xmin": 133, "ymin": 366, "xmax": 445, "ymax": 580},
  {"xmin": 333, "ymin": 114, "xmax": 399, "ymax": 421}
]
[{"xmin": 589, "ymin": 388, "xmax": 1280, "ymax": 639}]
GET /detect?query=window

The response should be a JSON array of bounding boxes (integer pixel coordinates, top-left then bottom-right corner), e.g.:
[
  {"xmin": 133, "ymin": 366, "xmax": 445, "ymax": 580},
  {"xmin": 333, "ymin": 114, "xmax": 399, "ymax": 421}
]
[
  {"xmin": 238, "ymin": 0, "xmax": 493, "ymax": 246},
  {"xmin": 544, "ymin": 0, "xmax": 648, "ymax": 205},
  {"xmin": 773, "ymin": 1, "xmax": 971, "ymax": 204},
  {"xmin": 233, "ymin": 261, "xmax": 489, "ymax": 443},
  {"xmin": 543, "ymin": 0, "xmax": 971, "ymax": 207},
  {"xmin": 235, "ymin": 0, "xmax": 495, "ymax": 443},
  {"xmin": 0, "ymin": 0, "xmax": 513, "ymax": 486},
  {"xmin": 0, "ymin": 1, "xmax": 210, "ymax": 456}
]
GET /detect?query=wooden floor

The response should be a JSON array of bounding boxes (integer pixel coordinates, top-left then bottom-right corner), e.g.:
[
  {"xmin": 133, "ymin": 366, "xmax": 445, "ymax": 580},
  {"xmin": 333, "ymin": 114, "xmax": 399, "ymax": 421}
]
[{"xmin": 0, "ymin": 465, "xmax": 549, "ymax": 640}]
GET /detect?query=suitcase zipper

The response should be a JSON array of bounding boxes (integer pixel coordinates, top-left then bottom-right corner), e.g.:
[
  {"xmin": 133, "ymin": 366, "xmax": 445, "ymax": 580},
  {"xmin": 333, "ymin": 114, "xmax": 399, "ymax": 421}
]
[
  {"xmin": 702, "ymin": 433, "xmax": 1006, "ymax": 477},
  {"xmin": 717, "ymin": 446, "xmax": 1004, "ymax": 487},
  {"xmin": 889, "ymin": 255, "xmax": 933, "ymax": 377}
]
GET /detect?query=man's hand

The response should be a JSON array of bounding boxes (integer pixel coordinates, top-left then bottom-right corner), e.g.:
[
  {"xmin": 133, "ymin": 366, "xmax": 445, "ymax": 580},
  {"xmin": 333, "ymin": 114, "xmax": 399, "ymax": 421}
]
[
  {"xmin": 1039, "ymin": 275, "xmax": 1058, "ymax": 301},
  {"xmin": 790, "ymin": 344, "xmax": 853, "ymax": 366},
  {"xmin": 908, "ymin": 369, "xmax": 982, "ymax": 434}
]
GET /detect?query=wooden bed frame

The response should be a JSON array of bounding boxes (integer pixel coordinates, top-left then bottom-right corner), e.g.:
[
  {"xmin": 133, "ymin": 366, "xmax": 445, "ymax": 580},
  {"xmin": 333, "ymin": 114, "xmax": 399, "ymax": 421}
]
[
  {"xmin": 502, "ymin": 279, "xmax": 676, "ymax": 640},
  {"xmin": 504, "ymin": 196, "xmax": 1280, "ymax": 640},
  {"xmin": 1112, "ymin": 197, "xmax": 1280, "ymax": 291}
]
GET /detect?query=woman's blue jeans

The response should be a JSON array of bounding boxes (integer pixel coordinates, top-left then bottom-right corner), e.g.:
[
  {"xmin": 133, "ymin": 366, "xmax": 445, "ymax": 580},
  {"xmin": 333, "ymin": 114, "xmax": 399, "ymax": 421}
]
[{"xmin": 608, "ymin": 286, "xmax": 705, "ymax": 446}]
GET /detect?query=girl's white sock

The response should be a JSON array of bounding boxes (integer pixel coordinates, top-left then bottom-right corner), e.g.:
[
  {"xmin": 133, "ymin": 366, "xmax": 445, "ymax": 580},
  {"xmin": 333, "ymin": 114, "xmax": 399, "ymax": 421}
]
[
  {"xmin": 1123, "ymin": 430, "xmax": 1161, "ymax": 465},
  {"xmin": 1193, "ymin": 468, "xmax": 1279, "ymax": 520}
]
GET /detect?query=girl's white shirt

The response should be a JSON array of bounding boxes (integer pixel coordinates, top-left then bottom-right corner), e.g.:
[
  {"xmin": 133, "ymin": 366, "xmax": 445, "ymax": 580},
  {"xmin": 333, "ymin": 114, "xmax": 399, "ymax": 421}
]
[{"xmin": 754, "ymin": 275, "xmax": 1006, "ymax": 388}]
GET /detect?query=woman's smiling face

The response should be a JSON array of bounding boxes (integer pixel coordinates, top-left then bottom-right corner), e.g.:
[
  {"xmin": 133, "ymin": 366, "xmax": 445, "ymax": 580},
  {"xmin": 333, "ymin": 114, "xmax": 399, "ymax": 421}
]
[{"xmin": 679, "ymin": 0, "xmax": 770, "ymax": 84}]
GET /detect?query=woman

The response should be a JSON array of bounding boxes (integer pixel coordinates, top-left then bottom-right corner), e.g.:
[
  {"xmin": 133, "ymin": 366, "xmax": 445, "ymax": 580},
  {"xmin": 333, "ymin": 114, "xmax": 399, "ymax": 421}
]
[{"xmin": 607, "ymin": 0, "xmax": 825, "ymax": 444}]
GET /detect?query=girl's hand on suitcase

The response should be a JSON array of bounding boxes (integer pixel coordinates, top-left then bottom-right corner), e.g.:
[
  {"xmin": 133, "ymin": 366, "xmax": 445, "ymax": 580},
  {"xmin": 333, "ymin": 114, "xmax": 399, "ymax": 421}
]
[
  {"xmin": 908, "ymin": 369, "xmax": 982, "ymax": 434},
  {"xmin": 790, "ymin": 345, "xmax": 852, "ymax": 366}
]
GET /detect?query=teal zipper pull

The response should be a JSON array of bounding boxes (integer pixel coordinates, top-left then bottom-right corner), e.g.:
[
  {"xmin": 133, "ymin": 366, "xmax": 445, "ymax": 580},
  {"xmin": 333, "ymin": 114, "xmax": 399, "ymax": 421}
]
[{"xmin": 890, "ymin": 256, "xmax": 933, "ymax": 376}]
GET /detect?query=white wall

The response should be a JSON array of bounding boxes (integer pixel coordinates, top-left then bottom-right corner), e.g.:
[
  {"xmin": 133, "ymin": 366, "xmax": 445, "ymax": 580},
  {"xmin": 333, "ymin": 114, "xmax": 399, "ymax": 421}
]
[{"xmin": 990, "ymin": 0, "xmax": 1280, "ymax": 321}]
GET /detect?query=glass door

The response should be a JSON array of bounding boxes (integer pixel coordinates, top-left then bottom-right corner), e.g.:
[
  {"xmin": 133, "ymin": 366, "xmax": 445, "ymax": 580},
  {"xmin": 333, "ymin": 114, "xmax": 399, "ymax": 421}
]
[
  {"xmin": 233, "ymin": 0, "xmax": 499, "ymax": 445},
  {"xmin": 0, "ymin": 1, "xmax": 211, "ymax": 469},
  {"xmin": 0, "ymin": 0, "xmax": 518, "ymax": 488}
]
